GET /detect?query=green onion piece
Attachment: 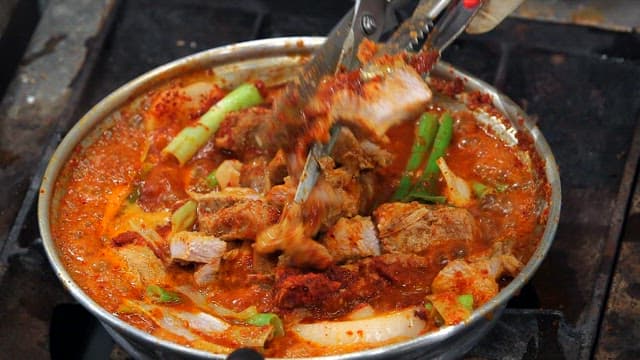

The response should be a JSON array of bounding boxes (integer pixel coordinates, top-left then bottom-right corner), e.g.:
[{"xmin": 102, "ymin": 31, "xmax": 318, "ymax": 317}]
[
  {"xmin": 163, "ymin": 83, "xmax": 264, "ymax": 165},
  {"xmin": 425, "ymin": 302, "xmax": 433, "ymax": 311},
  {"xmin": 247, "ymin": 313, "xmax": 285, "ymax": 337},
  {"xmin": 472, "ymin": 181, "xmax": 490, "ymax": 198},
  {"xmin": 405, "ymin": 191, "xmax": 446, "ymax": 204},
  {"xmin": 393, "ymin": 113, "xmax": 439, "ymax": 201},
  {"xmin": 207, "ymin": 303, "xmax": 258, "ymax": 321},
  {"xmin": 409, "ymin": 113, "xmax": 439, "ymax": 170},
  {"xmin": 495, "ymin": 183, "xmax": 508, "ymax": 192},
  {"xmin": 457, "ymin": 294, "xmax": 474, "ymax": 312},
  {"xmin": 142, "ymin": 162, "xmax": 154, "ymax": 175},
  {"xmin": 126, "ymin": 185, "xmax": 141, "ymax": 203},
  {"xmin": 117, "ymin": 303, "xmax": 138, "ymax": 314},
  {"xmin": 171, "ymin": 200, "xmax": 197, "ymax": 233},
  {"xmin": 206, "ymin": 170, "xmax": 219, "ymax": 188},
  {"xmin": 413, "ymin": 112, "xmax": 454, "ymax": 193},
  {"xmin": 146, "ymin": 285, "xmax": 182, "ymax": 304}
]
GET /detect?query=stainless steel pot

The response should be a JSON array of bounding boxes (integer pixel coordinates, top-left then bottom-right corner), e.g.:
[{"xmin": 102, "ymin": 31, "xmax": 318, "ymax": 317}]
[{"xmin": 38, "ymin": 37, "xmax": 561, "ymax": 360}]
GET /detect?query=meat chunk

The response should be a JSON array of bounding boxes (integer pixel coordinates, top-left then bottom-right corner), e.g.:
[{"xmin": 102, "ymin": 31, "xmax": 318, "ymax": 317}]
[
  {"xmin": 266, "ymin": 149, "xmax": 288, "ymax": 186},
  {"xmin": 193, "ymin": 187, "xmax": 260, "ymax": 215},
  {"xmin": 373, "ymin": 202, "xmax": 479, "ymax": 254},
  {"xmin": 357, "ymin": 170, "xmax": 378, "ymax": 214},
  {"xmin": 331, "ymin": 127, "xmax": 369, "ymax": 169},
  {"xmin": 255, "ymin": 202, "xmax": 334, "ymax": 270},
  {"xmin": 274, "ymin": 270, "xmax": 342, "ymax": 310},
  {"xmin": 360, "ymin": 140, "xmax": 392, "ymax": 168},
  {"xmin": 426, "ymin": 250, "xmax": 523, "ymax": 326},
  {"xmin": 366, "ymin": 253, "xmax": 434, "ymax": 288},
  {"xmin": 265, "ymin": 180, "xmax": 295, "ymax": 209},
  {"xmin": 198, "ymin": 200, "xmax": 280, "ymax": 240},
  {"xmin": 255, "ymin": 159, "xmax": 367, "ymax": 270},
  {"xmin": 117, "ymin": 245, "xmax": 167, "ymax": 286},
  {"xmin": 239, "ymin": 152, "xmax": 288, "ymax": 194},
  {"xmin": 138, "ymin": 162, "xmax": 188, "ymax": 211},
  {"xmin": 303, "ymin": 159, "xmax": 361, "ymax": 234},
  {"xmin": 322, "ymin": 216, "xmax": 380, "ymax": 263},
  {"xmin": 240, "ymin": 157, "xmax": 269, "ymax": 193},
  {"xmin": 331, "ymin": 127, "xmax": 393, "ymax": 170},
  {"xmin": 272, "ymin": 253, "xmax": 433, "ymax": 318},
  {"xmin": 215, "ymin": 160, "xmax": 243, "ymax": 190},
  {"xmin": 111, "ymin": 231, "xmax": 144, "ymax": 247},
  {"xmin": 431, "ymin": 246, "xmax": 523, "ymax": 305},
  {"xmin": 213, "ymin": 243, "xmax": 275, "ymax": 289},
  {"xmin": 214, "ymin": 106, "xmax": 279, "ymax": 158},
  {"xmin": 329, "ymin": 65, "xmax": 432, "ymax": 141},
  {"xmin": 169, "ymin": 231, "xmax": 226, "ymax": 263},
  {"xmin": 193, "ymin": 262, "xmax": 222, "ymax": 286}
]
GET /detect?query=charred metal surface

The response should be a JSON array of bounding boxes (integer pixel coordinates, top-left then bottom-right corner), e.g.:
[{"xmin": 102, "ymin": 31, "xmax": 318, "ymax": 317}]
[
  {"xmin": 0, "ymin": 0, "xmax": 19, "ymax": 35},
  {"xmin": 468, "ymin": 309, "xmax": 578, "ymax": 359},
  {"xmin": 497, "ymin": 24, "xmax": 640, "ymax": 359},
  {"xmin": 0, "ymin": 0, "xmax": 40, "ymax": 99},
  {"xmin": 0, "ymin": 239, "xmax": 74, "ymax": 358},
  {"xmin": 0, "ymin": 0, "xmax": 119, "ymax": 266},
  {"xmin": 596, "ymin": 138, "xmax": 640, "ymax": 359},
  {"xmin": 447, "ymin": 19, "xmax": 640, "ymax": 359},
  {"xmin": 75, "ymin": 0, "xmax": 349, "ymax": 115},
  {"xmin": 0, "ymin": 0, "xmax": 118, "ymax": 357},
  {"xmin": 513, "ymin": 0, "xmax": 640, "ymax": 33}
]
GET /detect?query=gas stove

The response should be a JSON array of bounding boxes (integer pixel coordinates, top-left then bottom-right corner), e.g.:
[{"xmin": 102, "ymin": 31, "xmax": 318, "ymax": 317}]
[{"xmin": 1, "ymin": 0, "xmax": 639, "ymax": 359}]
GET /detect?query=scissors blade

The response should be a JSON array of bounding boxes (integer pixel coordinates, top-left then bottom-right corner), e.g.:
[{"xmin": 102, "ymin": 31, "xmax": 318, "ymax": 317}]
[
  {"xmin": 426, "ymin": 0, "xmax": 484, "ymax": 53},
  {"xmin": 292, "ymin": 0, "xmax": 388, "ymax": 203},
  {"xmin": 274, "ymin": 8, "xmax": 355, "ymax": 123},
  {"xmin": 383, "ymin": 0, "xmax": 452, "ymax": 53}
]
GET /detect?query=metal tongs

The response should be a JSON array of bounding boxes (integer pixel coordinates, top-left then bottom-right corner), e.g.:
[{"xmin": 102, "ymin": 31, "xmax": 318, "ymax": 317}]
[{"xmin": 281, "ymin": 0, "xmax": 484, "ymax": 204}]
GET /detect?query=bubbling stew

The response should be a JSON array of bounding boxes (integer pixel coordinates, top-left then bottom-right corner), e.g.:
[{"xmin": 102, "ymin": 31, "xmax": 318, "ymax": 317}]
[{"xmin": 51, "ymin": 43, "xmax": 549, "ymax": 357}]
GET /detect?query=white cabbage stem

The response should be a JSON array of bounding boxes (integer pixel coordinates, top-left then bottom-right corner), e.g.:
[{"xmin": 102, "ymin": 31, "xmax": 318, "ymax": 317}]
[
  {"xmin": 436, "ymin": 157, "xmax": 472, "ymax": 207},
  {"xmin": 292, "ymin": 307, "xmax": 425, "ymax": 346}
]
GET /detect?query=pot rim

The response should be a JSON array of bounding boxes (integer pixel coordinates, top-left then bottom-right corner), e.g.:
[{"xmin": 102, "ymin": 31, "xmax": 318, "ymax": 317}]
[{"xmin": 38, "ymin": 36, "xmax": 561, "ymax": 360}]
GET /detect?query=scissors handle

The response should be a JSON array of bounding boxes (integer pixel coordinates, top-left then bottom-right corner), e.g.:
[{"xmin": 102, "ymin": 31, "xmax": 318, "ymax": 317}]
[
  {"xmin": 293, "ymin": 0, "xmax": 484, "ymax": 204},
  {"xmin": 427, "ymin": 0, "xmax": 484, "ymax": 53}
]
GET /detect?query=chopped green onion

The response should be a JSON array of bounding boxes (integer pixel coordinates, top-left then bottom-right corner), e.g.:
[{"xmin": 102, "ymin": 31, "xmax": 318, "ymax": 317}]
[
  {"xmin": 495, "ymin": 183, "xmax": 508, "ymax": 192},
  {"xmin": 472, "ymin": 181, "xmax": 490, "ymax": 198},
  {"xmin": 163, "ymin": 83, "xmax": 264, "ymax": 165},
  {"xmin": 424, "ymin": 302, "xmax": 433, "ymax": 311},
  {"xmin": 393, "ymin": 112, "xmax": 439, "ymax": 201},
  {"xmin": 142, "ymin": 162, "xmax": 154, "ymax": 175},
  {"xmin": 206, "ymin": 304, "xmax": 257, "ymax": 321},
  {"xmin": 413, "ymin": 112, "xmax": 454, "ymax": 193},
  {"xmin": 408, "ymin": 113, "xmax": 439, "ymax": 171},
  {"xmin": 457, "ymin": 294, "xmax": 474, "ymax": 312},
  {"xmin": 146, "ymin": 285, "xmax": 182, "ymax": 304},
  {"xmin": 126, "ymin": 185, "xmax": 141, "ymax": 203},
  {"xmin": 247, "ymin": 313, "xmax": 285, "ymax": 337},
  {"xmin": 171, "ymin": 200, "xmax": 197, "ymax": 233},
  {"xmin": 117, "ymin": 302, "xmax": 138, "ymax": 314},
  {"xmin": 206, "ymin": 170, "xmax": 219, "ymax": 188},
  {"xmin": 405, "ymin": 191, "xmax": 446, "ymax": 204}
]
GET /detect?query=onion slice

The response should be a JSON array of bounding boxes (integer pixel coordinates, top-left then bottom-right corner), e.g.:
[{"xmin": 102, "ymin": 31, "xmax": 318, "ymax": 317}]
[{"xmin": 292, "ymin": 307, "xmax": 425, "ymax": 346}]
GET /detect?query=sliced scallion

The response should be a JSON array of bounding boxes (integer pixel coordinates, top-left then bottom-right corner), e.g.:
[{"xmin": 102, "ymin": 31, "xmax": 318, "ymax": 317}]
[
  {"xmin": 146, "ymin": 285, "xmax": 182, "ymax": 304},
  {"xmin": 247, "ymin": 313, "xmax": 284, "ymax": 337}
]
